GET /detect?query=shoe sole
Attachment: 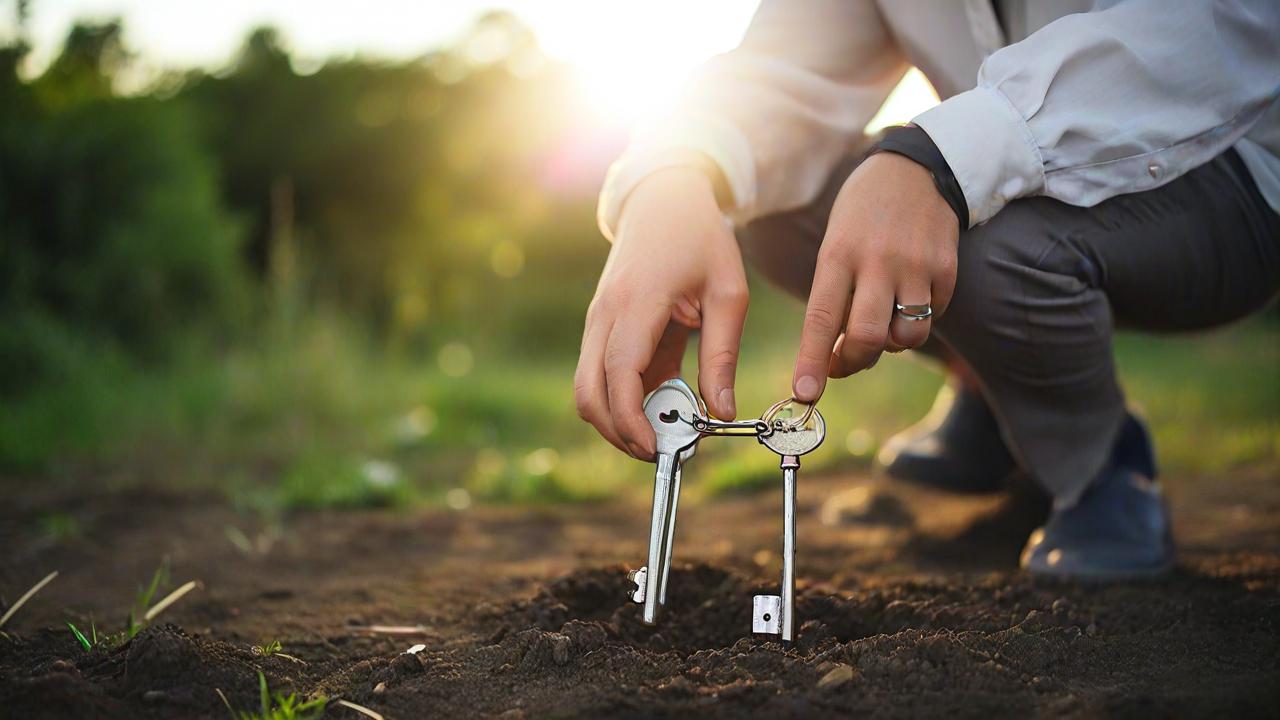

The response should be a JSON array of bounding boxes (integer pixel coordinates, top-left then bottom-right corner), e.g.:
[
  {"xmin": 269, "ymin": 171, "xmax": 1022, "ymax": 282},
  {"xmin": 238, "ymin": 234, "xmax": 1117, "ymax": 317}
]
[{"xmin": 1023, "ymin": 557, "xmax": 1176, "ymax": 583}]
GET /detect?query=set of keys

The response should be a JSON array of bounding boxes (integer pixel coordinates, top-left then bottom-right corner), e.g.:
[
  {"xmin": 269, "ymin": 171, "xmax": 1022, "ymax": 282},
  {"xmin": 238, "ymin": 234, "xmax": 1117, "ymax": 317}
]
[{"xmin": 628, "ymin": 378, "xmax": 826, "ymax": 642}]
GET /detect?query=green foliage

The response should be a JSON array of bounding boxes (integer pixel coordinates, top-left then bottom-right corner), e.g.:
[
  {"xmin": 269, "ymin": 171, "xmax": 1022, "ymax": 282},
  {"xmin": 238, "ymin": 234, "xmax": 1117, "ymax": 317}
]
[
  {"xmin": 253, "ymin": 639, "xmax": 283, "ymax": 657},
  {"xmin": 62, "ymin": 562, "xmax": 193, "ymax": 652},
  {"xmin": 66, "ymin": 619, "xmax": 125, "ymax": 651},
  {"xmin": 0, "ymin": 14, "xmax": 1274, "ymax": 508},
  {"xmin": 66, "ymin": 621, "xmax": 93, "ymax": 651},
  {"xmin": 126, "ymin": 563, "xmax": 170, "ymax": 639},
  {"xmin": 227, "ymin": 671, "xmax": 330, "ymax": 717},
  {"xmin": 221, "ymin": 672, "xmax": 326, "ymax": 720},
  {"xmin": 1, "ymin": 21, "xmax": 246, "ymax": 397}
]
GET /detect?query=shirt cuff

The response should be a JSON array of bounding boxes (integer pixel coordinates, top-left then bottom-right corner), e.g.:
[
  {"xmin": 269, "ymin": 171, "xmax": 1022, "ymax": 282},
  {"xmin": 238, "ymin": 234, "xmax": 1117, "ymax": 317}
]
[
  {"xmin": 596, "ymin": 113, "xmax": 756, "ymax": 241},
  {"xmin": 912, "ymin": 87, "xmax": 1046, "ymax": 226}
]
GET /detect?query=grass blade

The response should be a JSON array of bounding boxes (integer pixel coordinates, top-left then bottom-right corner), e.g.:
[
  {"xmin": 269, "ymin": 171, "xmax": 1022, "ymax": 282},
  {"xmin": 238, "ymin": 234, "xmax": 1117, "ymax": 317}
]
[
  {"xmin": 143, "ymin": 580, "xmax": 199, "ymax": 622},
  {"xmin": 258, "ymin": 671, "xmax": 269, "ymax": 716},
  {"xmin": 214, "ymin": 687, "xmax": 236, "ymax": 719},
  {"xmin": 336, "ymin": 699, "xmax": 386, "ymax": 720},
  {"xmin": 0, "ymin": 571, "xmax": 59, "ymax": 629},
  {"xmin": 67, "ymin": 622, "xmax": 92, "ymax": 651}
]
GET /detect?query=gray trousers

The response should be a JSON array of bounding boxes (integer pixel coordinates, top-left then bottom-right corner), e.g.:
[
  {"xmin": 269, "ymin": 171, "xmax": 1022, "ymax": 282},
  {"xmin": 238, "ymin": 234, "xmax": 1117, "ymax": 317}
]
[{"xmin": 738, "ymin": 149, "xmax": 1280, "ymax": 507}]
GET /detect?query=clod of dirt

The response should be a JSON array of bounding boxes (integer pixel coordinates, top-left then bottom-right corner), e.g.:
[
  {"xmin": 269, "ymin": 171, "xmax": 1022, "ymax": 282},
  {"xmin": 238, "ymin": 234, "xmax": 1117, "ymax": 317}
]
[{"xmin": 816, "ymin": 663, "xmax": 854, "ymax": 689}]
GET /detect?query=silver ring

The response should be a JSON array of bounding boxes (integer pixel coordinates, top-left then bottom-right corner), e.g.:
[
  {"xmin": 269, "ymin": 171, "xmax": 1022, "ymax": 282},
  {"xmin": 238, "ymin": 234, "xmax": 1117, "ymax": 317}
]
[{"xmin": 894, "ymin": 301, "xmax": 933, "ymax": 321}]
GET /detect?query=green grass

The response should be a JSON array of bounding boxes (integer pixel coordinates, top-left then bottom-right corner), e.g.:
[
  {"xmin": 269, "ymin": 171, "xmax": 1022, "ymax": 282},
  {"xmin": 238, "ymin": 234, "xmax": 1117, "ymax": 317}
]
[
  {"xmin": 253, "ymin": 639, "xmax": 284, "ymax": 657},
  {"xmin": 3, "ymin": 303, "xmax": 1276, "ymax": 509},
  {"xmin": 219, "ymin": 672, "xmax": 325, "ymax": 720},
  {"xmin": 62, "ymin": 562, "xmax": 200, "ymax": 651}
]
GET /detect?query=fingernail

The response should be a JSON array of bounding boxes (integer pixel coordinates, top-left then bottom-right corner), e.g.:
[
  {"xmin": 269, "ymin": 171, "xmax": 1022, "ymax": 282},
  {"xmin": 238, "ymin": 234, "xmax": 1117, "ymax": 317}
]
[
  {"xmin": 795, "ymin": 375, "xmax": 820, "ymax": 400},
  {"xmin": 718, "ymin": 388, "xmax": 736, "ymax": 418}
]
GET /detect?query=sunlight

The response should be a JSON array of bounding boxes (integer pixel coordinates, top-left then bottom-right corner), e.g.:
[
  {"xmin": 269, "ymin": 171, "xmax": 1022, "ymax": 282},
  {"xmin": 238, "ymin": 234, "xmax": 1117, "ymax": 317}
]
[
  {"xmin": 525, "ymin": 4, "xmax": 940, "ymax": 130},
  {"xmin": 518, "ymin": 1, "xmax": 757, "ymax": 125}
]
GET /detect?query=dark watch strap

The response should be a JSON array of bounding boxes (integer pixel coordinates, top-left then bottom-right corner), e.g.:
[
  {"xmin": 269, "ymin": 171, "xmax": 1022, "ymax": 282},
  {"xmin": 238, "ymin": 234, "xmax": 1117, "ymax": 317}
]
[{"xmin": 872, "ymin": 125, "xmax": 969, "ymax": 231}]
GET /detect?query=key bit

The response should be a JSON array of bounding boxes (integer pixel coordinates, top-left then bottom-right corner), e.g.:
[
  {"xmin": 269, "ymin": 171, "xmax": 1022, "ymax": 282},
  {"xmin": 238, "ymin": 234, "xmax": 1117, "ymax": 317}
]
[
  {"xmin": 752, "ymin": 594, "xmax": 782, "ymax": 635},
  {"xmin": 628, "ymin": 567, "xmax": 647, "ymax": 603}
]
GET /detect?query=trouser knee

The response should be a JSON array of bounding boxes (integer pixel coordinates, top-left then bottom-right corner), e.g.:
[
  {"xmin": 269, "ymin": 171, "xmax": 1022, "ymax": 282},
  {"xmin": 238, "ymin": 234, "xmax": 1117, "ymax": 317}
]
[{"xmin": 936, "ymin": 199, "xmax": 1113, "ymax": 391}]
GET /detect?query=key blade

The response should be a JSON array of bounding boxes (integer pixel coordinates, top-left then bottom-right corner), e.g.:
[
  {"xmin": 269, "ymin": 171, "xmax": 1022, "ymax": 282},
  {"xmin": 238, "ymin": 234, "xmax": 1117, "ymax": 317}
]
[{"xmin": 643, "ymin": 452, "xmax": 679, "ymax": 624}]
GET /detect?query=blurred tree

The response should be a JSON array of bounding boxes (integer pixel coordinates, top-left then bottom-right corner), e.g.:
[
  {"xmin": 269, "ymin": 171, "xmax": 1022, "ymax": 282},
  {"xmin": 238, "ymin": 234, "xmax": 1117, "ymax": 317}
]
[
  {"xmin": 178, "ymin": 13, "xmax": 598, "ymax": 348},
  {"xmin": 0, "ymin": 21, "xmax": 245, "ymax": 393}
]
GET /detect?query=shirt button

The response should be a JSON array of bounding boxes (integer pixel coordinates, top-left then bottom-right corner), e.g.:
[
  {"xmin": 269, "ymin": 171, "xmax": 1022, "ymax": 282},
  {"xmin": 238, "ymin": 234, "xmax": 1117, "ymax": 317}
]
[{"xmin": 1148, "ymin": 163, "xmax": 1162, "ymax": 179}]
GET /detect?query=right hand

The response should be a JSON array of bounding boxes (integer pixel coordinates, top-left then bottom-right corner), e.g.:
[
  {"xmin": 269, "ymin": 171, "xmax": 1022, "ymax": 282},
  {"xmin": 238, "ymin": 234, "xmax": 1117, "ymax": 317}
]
[{"xmin": 574, "ymin": 167, "xmax": 749, "ymax": 460}]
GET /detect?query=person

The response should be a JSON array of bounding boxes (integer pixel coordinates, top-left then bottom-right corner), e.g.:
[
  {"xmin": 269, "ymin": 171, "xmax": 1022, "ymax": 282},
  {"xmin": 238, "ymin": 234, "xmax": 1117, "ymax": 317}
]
[{"xmin": 574, "ymin": 0, "xmax": 1280, "ymax": 580}]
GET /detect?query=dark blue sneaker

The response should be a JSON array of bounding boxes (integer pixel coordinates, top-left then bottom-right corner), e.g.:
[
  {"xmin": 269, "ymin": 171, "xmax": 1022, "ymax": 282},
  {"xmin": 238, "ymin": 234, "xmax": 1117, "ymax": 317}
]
[
  {"xmin": 1020, "ymin": 414, "xmax": 1175, "ymax": 580},
  {"xmin": 878, "ymin": 384, "xmax": 1016, "ymax": 494}
]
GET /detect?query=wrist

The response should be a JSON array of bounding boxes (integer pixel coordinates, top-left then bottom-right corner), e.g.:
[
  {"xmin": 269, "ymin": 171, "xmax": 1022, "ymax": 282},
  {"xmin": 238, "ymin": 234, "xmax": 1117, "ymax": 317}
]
[
  {"xmin": 871, "ymin": 124, "xmax": 968, "ymax": 231},
  {"xmin": 618, "ymin": 165, "xmax": 723, "ymax": 234}
]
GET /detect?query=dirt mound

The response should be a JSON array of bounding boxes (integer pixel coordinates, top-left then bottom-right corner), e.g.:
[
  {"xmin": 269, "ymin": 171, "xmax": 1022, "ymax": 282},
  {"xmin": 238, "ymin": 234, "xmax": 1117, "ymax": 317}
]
[{"xmin": 3, "ymin": 561, "xmax": 1279, "ymax": 718}]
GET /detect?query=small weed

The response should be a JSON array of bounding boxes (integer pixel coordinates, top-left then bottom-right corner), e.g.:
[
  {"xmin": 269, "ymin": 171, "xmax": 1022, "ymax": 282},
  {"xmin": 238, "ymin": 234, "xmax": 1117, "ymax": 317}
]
[
  {"xmin": 67, "ymin": 621, "xmax": 94, "ymax": 651},
  {"xmin": 61, "ymin": 563, "xmax": 199, "ymax": 650},
  {"xmin": 126, "ymin": 562, "xmax": 171, "ymax": 639},
  {"xmin": 252, "ymin": 639, "xmax": 305, "ymax": 664},
  {"xmin": 67, "ymin": 619, "xmax": 126, "ymax": 651},
  {"xmin": 217, "ymin": 671, "xmax": 326, "ymax": 720},
  {"xmin": 254, "ymin": 639, "xmax": 283, "ymax": 656}
]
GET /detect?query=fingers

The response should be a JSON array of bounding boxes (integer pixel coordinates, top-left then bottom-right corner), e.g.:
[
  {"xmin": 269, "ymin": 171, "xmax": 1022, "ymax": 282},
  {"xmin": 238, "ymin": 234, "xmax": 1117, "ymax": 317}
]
[
  {"xmin": 604, "ymin": 301, "xmax": 671, "ymax": 460},
  {"xmin": 887, "ymin": 277, "xmax": 933, "ymax": 352},
  {"xmin": 697, "ymin": 283, "xmax": 748, "ymax": 420},
  {"xmin": 574, "ymin": 308, "xmax": 629, "ymax": 454},
  {"xmin": 642, "ymin": 322, "xmax": 691, "ymax": 394},
  {"xmin": 831, "ymin": 272, "xmax": 893, "ymax": 377},
  {"xmin": 793, "ymin": 262, "xmax": 853, "ymax": 402}
]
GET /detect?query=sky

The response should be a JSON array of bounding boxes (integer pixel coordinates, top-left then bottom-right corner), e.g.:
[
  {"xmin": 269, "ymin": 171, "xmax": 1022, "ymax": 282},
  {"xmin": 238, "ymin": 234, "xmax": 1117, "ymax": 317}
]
[{"xmin": 7, "ymin": 0, "xmax": 937, "ymax": 127}]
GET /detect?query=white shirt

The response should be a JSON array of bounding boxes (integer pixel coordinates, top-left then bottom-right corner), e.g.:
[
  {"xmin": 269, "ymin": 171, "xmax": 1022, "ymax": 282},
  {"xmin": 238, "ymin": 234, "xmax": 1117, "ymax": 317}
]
[{"xmin": 598, "ymin": 0, "xmax": 1280, "ymax": 236}]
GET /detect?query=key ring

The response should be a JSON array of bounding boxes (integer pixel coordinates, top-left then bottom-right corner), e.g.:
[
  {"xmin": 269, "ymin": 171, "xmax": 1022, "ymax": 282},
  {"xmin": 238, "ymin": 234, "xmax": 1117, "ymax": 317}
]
[
  {"xmin": 763, "ymin": 396, "xmax": 817, "ymax": 432},
  {"xmin": 690, "ymin": 415, "xmax": 772, "ymax": 437}
]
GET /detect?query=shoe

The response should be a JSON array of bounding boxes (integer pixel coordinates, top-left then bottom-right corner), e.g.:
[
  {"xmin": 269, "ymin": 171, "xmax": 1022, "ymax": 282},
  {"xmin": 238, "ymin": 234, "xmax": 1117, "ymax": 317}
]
[
  {"xmin": 1020, "ymin": 414, "xmax": 1174, "ymax": 580},
  {"xmin": 878, "ymin": 384, "xmax": 1016, "ymax": 494}
]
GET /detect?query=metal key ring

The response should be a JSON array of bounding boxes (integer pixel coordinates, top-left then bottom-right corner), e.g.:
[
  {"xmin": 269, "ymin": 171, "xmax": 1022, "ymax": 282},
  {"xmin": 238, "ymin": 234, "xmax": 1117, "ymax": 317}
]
[
  {"xmin": 691, "ymin": 415, "xmax": 771, "ymax": 437},
  {"xmin": 763, "ymin": 396, "xmax": 817, "ymax": 432}
]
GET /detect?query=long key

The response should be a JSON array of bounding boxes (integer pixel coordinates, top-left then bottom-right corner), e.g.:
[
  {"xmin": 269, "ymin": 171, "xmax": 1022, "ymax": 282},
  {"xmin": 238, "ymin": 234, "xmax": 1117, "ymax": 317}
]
[
  {"xmin": 633, "ymin": 378, "xmax": 702, "ymax": 624},
  {"xmin": 753, "ymin": 398, "xmax": 825, "ymax": 641}
]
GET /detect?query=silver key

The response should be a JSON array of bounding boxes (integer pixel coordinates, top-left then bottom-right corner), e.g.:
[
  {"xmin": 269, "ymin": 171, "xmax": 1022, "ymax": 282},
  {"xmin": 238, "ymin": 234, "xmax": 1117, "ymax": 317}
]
[
  {"xmin": 630, "ymin": 378, "xmax": 702, "ymax": 624},
  {"xmin": 753, "ymin": 397, "xmax": 825, "ymax": 641}
]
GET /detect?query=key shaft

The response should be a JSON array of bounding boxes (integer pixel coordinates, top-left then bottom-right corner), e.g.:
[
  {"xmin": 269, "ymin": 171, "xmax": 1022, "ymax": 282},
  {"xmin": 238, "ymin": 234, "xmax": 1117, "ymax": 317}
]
[
  {"xmin": 644, "ymin": 452, "xmax": 678, "ymax": 624},
  {"xmin": 780, "ymin": 454, "xmax": 799, "ymax": 641}
]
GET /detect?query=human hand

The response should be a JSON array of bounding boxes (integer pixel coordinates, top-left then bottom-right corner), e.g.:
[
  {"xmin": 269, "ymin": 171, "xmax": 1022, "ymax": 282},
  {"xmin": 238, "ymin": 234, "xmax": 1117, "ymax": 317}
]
[
  {"xmin": 575, "ymin": 167, "xmax": 748, "ymax": 459},
  {"xmin": 792, "ymin": 152, "xmax": 959, "ymax": 402}
]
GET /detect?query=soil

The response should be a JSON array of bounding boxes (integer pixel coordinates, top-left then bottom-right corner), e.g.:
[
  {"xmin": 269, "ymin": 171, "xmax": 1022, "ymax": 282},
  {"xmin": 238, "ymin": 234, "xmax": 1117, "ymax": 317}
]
[{"xmin": 2, "ymin": 466, "xmax": 1278, "ymax": 718}]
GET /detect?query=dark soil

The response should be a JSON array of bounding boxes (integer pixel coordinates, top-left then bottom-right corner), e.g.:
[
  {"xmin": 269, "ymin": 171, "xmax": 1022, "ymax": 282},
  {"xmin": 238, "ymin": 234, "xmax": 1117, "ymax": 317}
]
[{"xmin": 2, "ymin": 466, "xmax": 1278, "ymax": 718}]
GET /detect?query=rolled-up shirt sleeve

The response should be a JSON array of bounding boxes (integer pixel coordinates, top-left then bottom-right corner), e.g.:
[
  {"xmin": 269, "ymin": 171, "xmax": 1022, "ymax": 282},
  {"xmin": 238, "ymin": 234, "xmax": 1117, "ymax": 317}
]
[
  {"xmin": 597, "ymin": 0, "xmax": 907, "ymax": 240},
  {"xmin": 914, "ymin": 0, "xmax": 1280, "ymax": 228}
]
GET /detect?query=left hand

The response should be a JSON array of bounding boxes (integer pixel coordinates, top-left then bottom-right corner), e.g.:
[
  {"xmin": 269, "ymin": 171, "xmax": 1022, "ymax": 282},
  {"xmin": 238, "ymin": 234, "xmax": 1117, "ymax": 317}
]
[{"xmin": 791, "ymin": 151, "xmax": 960, "ymax": 402}]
